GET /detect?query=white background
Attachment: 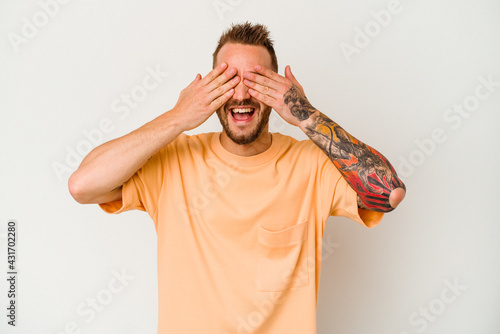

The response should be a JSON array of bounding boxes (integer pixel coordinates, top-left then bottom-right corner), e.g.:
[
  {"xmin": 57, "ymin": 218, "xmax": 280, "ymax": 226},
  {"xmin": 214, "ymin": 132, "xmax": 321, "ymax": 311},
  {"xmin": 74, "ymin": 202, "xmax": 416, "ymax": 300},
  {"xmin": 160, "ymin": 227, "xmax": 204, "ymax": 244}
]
[{"xmin": 1, "ymin": 0, "xmax": 499, "ymax": 333}]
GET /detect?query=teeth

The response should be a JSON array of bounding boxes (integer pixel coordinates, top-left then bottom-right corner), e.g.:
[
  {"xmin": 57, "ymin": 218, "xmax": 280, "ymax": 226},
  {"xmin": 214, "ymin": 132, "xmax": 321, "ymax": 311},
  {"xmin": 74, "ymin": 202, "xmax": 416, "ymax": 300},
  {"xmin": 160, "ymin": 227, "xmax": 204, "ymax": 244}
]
[{"xmin": 232, "ymin": 108, "xmax": 254, "ymax": 113}]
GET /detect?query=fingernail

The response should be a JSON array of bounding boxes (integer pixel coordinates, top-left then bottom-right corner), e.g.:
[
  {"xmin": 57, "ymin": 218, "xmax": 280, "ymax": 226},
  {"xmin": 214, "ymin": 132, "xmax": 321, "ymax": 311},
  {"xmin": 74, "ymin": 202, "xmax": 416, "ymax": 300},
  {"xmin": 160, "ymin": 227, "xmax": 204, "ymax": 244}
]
[
  {"xmin": 228, "ymin": 68, "xmax": 237, "ymax": 75},
  {"xmin": 220, "ymin": 62, "xmax": 227, "ymax": 69},
  {"xmin": 255, "ymin": 65, "xmax": 262, "ymax": 71},
  {"xmin": 244, "ymin": 72, "xmax": 251, "ymax": 79}
]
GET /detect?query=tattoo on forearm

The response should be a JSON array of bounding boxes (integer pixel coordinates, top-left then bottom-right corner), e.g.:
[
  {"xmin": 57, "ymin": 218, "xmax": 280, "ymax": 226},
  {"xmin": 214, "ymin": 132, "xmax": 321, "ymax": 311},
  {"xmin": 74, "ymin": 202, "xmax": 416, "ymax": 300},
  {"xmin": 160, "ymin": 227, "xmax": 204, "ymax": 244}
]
[
  {"xmin": 304, "ymin": 112, "xmax": 405, "ymax": 212},
  {"xmin": 357, "ymin": 195, "xmax": 369, "ymax": 210},
  {"xmin": 283, "ymin": 85, "xmax": 316, "ymax": 121},
  {"xmin": 283, "ymin": 84, "xmax": 405, "ymax": 212}
]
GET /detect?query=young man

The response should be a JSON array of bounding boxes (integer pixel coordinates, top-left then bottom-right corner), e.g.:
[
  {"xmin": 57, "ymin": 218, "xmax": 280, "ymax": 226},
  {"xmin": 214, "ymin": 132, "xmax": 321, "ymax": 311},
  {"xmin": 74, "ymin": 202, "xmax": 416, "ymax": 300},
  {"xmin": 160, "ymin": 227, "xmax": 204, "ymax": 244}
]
[{"xmin": 69, "ymin": 22, "xmax": 405, "ymax": 334}]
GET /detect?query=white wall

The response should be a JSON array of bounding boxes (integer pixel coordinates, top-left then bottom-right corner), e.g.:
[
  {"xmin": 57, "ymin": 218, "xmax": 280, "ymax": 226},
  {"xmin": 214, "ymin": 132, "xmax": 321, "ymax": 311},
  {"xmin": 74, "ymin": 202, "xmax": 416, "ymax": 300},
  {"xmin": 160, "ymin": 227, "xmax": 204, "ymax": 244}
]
[{"xmin": 1, "ymin": 0, "xmax": 499, "ymax": 333}]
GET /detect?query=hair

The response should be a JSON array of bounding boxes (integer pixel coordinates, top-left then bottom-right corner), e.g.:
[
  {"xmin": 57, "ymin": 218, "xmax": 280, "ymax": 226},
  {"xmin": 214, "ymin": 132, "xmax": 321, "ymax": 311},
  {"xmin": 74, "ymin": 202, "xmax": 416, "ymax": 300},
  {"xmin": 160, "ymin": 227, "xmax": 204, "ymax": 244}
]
[{"xmin": 212, "ymin": 22, "xmax": 278, "ymax": 72}]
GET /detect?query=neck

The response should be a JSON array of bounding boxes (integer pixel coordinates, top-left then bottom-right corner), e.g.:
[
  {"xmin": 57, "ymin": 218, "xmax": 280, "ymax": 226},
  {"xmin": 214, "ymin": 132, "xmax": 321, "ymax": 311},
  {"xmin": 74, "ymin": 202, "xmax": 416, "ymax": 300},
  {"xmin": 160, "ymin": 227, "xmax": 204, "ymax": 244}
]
[{"xmin": 220, "ymin": 129, "xmax": 272, "ymax": 156}]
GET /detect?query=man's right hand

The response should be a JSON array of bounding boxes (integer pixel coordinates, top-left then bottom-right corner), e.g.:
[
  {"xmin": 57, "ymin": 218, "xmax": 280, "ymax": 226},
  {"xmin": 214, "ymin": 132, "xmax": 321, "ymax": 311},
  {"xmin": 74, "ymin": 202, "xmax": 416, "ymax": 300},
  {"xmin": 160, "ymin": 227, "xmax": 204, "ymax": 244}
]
[{"xmin": 170, "ymin": 62, "xmax": 240, "ymax": 132}]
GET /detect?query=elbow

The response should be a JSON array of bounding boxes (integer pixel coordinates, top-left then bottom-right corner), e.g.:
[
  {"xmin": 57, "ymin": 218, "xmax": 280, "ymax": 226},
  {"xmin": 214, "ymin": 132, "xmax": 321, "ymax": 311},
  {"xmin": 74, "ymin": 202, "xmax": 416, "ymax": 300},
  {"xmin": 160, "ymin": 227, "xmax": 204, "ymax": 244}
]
[
  {"xmin": 388, "ymin": 187, "xmax": 406, "ymax": 210},
  {"xmin": 68, "ymin": 172, "xmax": 91, "ymax": 204}
]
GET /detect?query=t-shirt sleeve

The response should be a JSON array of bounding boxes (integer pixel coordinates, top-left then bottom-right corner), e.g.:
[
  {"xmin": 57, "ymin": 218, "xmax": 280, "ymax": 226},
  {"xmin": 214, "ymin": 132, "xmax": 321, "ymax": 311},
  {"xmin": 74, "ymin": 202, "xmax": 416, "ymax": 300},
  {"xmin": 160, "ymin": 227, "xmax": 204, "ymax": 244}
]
[
  {"xmin": 316, "ymin": 145, "xmax": 384, "ymax": 228},
  {"xmin": 98, "ymin": 147, "xmax": 166, "ymax": 218}
]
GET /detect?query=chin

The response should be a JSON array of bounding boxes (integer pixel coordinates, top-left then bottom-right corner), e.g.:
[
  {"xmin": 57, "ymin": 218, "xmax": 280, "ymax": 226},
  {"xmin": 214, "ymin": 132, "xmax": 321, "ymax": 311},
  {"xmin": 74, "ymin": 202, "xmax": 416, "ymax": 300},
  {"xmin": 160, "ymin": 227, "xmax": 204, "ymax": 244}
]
[
  {"xmin": 228, "ymin": 126, "xmax": 265, "ymax": 145},
  {"xmin": 217, "ymin": 105, "xmax": 271, "ymax": 145}
]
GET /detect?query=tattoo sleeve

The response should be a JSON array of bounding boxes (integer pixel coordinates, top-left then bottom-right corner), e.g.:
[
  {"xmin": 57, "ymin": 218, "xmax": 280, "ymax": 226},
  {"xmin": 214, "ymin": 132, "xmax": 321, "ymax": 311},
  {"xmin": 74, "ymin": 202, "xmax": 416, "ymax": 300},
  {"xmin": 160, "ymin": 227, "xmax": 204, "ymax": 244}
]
[
  {"xmin": 284, "ymin": 85, "xmax": 316, "ymax": 121},
  {"xmin": 283, "ymin": 85, "xmax": 406, "ymax": 212}
]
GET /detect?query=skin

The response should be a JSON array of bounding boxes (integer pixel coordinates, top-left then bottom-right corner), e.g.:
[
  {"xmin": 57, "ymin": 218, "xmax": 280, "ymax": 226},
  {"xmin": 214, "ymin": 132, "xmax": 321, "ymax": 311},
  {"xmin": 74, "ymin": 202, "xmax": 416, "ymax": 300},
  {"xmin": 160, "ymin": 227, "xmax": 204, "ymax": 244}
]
[
  {"xmin": 214, "ymin": 43, "xmax": 275, "ymax": 156},
  {"xmin": 240, "ymin": 60, "xmax": 406, "ymax": 211},
  {"xmin": 68, "ymin": 58, "xmax": 241, "ymax": 204},
  {"xmin": 69, "ymin": 42, "xmax": 405, "ymax": 211}
]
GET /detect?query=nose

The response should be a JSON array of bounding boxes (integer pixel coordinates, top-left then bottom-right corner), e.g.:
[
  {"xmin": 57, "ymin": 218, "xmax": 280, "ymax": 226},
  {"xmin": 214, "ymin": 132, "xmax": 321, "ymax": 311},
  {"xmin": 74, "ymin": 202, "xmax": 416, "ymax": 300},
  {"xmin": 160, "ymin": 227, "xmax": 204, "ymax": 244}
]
[{"xmin": 232, "ymin": 74, "xmax": 251, "ymax": 101}]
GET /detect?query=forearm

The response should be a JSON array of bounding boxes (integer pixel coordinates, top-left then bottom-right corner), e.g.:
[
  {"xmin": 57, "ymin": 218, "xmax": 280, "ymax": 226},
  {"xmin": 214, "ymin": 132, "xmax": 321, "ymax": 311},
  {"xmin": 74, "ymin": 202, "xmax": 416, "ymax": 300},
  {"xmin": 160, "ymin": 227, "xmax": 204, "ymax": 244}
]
[
  {"xmin": 299, "ymin": 110, "xmax": 406, "ymax": 212},
  {"xmin": 242, "ymin": 66, "xmax": 405, "ymax": 212},
  {"xmin": 68, "ymin": 111, "xmax": 183, "ymax": 204}
]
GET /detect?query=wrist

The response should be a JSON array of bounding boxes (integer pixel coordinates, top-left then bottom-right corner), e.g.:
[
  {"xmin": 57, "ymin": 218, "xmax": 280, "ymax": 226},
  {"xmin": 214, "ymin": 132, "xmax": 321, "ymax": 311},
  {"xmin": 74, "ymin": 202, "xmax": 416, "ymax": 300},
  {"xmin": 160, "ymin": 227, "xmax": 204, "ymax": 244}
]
[
  {"xmin": 163, "ymin": 107, "xmax": 189, "ymax": 133},
  {"xmin": 149, "ymin": 109, "xmax": 185, "ymax": 143},
  {"xmin": 298, "ymin": 109, "xmax": 319, "ymax": 133}
]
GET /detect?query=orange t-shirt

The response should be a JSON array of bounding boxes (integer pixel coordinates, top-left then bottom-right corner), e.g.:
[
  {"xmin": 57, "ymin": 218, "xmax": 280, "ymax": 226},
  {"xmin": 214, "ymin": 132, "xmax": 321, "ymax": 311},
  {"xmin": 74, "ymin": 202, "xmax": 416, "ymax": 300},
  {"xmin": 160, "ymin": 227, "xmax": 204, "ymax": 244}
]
[{"xmin": 99, "ymin": 132, "xmax": 383, "ymax": 334}]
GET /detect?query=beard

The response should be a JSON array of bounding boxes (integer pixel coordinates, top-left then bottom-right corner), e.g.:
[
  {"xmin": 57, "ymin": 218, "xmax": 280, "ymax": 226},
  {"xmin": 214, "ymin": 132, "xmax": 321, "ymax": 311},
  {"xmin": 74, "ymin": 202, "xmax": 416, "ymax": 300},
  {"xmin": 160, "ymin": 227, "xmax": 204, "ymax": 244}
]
[{"xmin": 216, "ymin": 99, "xmax": 272, "ymax": 145}]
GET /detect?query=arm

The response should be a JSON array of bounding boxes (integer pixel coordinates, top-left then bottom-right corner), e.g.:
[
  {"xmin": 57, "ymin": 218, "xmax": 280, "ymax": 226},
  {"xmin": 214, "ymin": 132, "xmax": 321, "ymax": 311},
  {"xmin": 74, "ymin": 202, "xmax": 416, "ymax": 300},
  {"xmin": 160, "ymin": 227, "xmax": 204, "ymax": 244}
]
[
  {"xmin": 68, "ymin": 62, "xmax": 240, "ymax": 204},
  {"xmin": 296, "ymin": 107, "xmax": 406, "ymax": 212},
  {"xmin": 243, "ymin": 65, "xmax": 406, "ymax": 212},
  {"xmin": 68, "ymin": 114, "xmax": 181, "ymax": 204}
]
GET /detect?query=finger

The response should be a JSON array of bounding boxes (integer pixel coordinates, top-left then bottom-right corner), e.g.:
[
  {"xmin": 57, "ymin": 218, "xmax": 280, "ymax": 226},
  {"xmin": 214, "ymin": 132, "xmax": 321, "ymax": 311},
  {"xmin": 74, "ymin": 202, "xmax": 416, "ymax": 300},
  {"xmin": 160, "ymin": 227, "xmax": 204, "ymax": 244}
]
[
  {"xmin": 285, "ymin": 65, "xmax": 303, "ymax": 90},
  {"xmin": 248, "ymin": 87, "xmax": 278, "ymax": 107},
  {"xmin": 243, "ymin": 78, "xmax": 280, "ymax": 99},
  {"xmin": 254, "ymin": 65, "xmax": 288, "ymax": 84},
  {"xmin": 210, "ymin": 88, "xmax": 235, "ymax": 110},
  {"xmin": 189, "ymin": 73, "xmax": 202, "ymax": 86},
  {"xmin": 208, "ymin": 75, "xmax": 240, "ymax": 102},
  {"xmin": 207, "ymin": 67, "xmax": 238, "ymax": 94},
  {"xmin": 243, "ymin": 71, "xmax": 282, "ymax": 91},
  {"xmin": 284, "ymin": 65, "xmax": 295, "ymax": 81},
  {"xmin": 200, "ymin": 62, "xmax": 228, "ymax": 86}
]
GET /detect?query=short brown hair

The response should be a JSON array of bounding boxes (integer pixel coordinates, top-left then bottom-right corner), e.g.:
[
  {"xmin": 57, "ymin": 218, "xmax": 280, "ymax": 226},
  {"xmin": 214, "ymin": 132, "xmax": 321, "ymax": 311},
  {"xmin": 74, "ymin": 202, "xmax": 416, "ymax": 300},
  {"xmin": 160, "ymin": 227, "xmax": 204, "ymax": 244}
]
[{"xmin": 212, "ymin": 22, "xmax": 278, "ymax": 71}]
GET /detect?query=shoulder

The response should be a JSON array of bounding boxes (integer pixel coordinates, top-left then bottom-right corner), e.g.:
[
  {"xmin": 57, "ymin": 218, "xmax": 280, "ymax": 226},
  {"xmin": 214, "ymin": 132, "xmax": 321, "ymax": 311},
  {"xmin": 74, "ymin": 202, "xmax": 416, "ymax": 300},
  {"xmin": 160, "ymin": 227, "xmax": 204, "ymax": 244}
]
[
  {"xmin": 161, "ymin": 132, "xmax": 215, "ymax": 153},
  {"xmin": 273, "ymin": 132, "xmax": 323, "ymax": 158}
]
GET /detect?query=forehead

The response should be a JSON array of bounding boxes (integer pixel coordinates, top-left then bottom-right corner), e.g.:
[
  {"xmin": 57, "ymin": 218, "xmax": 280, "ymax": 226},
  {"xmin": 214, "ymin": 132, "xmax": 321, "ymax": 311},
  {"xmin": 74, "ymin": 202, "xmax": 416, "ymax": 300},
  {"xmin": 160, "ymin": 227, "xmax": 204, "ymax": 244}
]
[{"xmin": 215, "ymin": 43, "xmax": 273, "ymax": 72}]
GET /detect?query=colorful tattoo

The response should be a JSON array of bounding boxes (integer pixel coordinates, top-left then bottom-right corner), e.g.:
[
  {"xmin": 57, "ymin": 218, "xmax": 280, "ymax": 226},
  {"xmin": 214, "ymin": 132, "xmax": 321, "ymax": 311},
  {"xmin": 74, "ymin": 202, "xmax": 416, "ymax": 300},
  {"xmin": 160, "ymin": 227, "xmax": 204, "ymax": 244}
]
[{"xmin": 283, "ymin": 85, "xmax": 406, "ymax": 212}]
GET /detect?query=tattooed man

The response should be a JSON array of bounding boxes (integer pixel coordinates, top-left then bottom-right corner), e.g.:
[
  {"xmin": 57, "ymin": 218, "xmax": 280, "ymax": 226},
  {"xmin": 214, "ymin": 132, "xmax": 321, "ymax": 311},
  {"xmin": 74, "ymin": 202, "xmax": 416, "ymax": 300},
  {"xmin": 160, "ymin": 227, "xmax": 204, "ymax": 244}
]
[{"xmin": 69, "ymin": 22, "xmax": 405, "ymax": 334}]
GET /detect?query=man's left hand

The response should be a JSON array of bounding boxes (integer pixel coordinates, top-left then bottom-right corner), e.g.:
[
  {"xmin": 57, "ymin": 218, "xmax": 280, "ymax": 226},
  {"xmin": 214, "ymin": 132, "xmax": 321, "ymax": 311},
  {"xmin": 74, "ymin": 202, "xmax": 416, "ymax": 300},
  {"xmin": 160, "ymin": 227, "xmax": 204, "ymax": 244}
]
[{"xmin": 243, "ymin": 65, "xmax": 317, "ymax": 128}]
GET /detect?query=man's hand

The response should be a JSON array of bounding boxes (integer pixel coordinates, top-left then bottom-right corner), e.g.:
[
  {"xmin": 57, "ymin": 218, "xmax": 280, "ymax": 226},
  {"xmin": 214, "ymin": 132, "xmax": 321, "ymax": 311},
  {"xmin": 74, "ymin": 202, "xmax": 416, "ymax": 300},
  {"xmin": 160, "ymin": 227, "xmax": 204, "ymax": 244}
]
[
  {"xmin": 245, "ymin": 64, "xmax": 406, "ymax": 212},
  {"xmin": 171, "ymin": 62, "xmax": 240, "ymax": 131},
  {"xmin": 242, "ymin": 65, "xmax": 317, "ymax": 127}
]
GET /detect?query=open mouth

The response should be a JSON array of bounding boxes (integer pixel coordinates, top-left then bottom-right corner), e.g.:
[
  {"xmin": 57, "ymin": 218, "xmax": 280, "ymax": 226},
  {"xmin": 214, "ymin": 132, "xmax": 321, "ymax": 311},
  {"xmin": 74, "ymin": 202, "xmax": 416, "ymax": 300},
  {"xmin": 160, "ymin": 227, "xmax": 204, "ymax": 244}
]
[{"xmin": 230, "ymin": 107, "xmax": 256, "ymax": 123}]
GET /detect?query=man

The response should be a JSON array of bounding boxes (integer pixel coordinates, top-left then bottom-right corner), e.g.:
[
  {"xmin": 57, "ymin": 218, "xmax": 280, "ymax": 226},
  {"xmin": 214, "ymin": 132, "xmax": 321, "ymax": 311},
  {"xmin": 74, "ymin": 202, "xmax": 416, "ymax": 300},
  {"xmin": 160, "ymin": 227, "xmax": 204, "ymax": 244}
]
[{"xmin": 69, "ymin": 22, "xmax": 405, "ymax": 333}]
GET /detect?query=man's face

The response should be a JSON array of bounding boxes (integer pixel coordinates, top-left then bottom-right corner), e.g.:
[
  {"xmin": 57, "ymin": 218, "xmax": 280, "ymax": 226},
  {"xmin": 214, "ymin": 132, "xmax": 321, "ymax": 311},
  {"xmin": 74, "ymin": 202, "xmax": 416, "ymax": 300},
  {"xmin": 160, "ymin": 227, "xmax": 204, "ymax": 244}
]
[{"xmin": 215, "ymin": 43, "xmax": 274, "ymax": 145}]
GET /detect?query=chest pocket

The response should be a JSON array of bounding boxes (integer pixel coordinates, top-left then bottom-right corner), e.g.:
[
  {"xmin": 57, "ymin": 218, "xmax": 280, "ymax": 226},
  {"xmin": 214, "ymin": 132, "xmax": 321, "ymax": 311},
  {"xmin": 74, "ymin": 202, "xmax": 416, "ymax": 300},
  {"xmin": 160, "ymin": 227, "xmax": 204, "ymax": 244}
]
[{"xmin": 256, "ymin": 221, "xmax": 309, "ymax": 292}]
